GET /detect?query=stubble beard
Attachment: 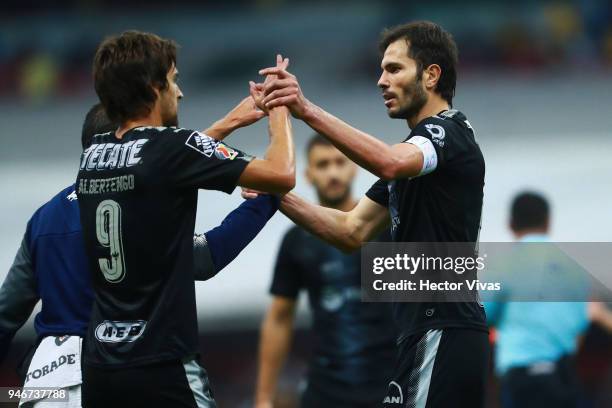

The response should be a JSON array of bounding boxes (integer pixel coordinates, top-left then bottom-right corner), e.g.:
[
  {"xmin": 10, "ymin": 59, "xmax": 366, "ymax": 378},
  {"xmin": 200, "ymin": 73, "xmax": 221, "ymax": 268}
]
[{"xmin": 389, "ymin": 75, "xmax": 428, "ymax": 122}]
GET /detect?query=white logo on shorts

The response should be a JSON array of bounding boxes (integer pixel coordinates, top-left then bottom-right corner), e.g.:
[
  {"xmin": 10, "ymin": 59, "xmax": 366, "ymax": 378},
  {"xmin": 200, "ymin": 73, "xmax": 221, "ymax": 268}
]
[{"xmin": 383, "ymin": 380, "xmax": 403, "ymax": 404}]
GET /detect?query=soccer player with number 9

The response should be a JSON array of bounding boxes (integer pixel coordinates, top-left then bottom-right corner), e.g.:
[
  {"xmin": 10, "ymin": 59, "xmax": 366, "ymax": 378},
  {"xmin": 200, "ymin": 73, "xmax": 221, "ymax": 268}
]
[{"xmin": 77, "ymin": 31, "xmax": 295, "ymax": 407}]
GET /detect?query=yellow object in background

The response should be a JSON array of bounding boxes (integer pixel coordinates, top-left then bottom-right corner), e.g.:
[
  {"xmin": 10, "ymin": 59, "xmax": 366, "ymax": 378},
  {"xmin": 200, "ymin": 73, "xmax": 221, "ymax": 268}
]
[{"xmin": 19, "ymin": 53, "xmax": 59, "ymax": 104}]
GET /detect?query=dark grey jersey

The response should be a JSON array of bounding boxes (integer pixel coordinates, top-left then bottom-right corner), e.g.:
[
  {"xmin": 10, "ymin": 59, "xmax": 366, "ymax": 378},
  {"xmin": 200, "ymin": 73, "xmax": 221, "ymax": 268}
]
[
  {"xmin": 77, "ymin": 126, "xmax": 250, "ymax": 367},
  {"xmin": 366, "ymin": 110, "xmax": 487, "ymax": 340}
]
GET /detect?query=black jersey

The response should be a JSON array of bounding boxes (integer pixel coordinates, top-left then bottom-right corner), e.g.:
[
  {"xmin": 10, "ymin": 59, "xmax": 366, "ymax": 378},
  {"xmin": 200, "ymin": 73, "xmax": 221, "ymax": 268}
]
[
  {"xmin": 366, "ymin": 110, "xmax": 487, "ymax": 340},
  {"xmin": 76, "ymin": 126, "xmax": 251, "ymax": 367},
  {"xmin": 271, "ymin": 226, "xmax": 396, "ymax": 403}
]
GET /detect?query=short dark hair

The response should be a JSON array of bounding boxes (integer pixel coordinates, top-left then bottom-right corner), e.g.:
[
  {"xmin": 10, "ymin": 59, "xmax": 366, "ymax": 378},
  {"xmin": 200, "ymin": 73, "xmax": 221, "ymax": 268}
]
[
  {"xmin": 93, "ymin": 31, "xmax": 177, "ymax": 124},
  {"xmin": 510, "ymin": 192, "xmax": 550, "ymax": 232},
  {"xmin": 379, "ymin": 21, "xmax": 458, "ymax": 105},
  {"xmin": 81, "ymin": 103, "xmax": 116, "ymax": 149},
  {"xmin": 306, "ymin": 133, "xmax": 333, "ymax": 158}
]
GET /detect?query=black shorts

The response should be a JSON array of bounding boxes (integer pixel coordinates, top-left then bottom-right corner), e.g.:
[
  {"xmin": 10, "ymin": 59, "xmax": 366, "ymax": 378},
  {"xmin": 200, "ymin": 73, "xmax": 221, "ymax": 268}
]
[
  {"xmin": 381, "ymin": 328, "xmax": 489, "ymax": 408},
  {"xmin": 500, "ymin": 355, "xmax": 580, "ymax": 408},
  {"xmin": 82, "ymin": 357, "xmax": 216, "ymax": 408},
  {"xmin": 301, "ymin": 382, "xmax": 382, "ymax": 408}
]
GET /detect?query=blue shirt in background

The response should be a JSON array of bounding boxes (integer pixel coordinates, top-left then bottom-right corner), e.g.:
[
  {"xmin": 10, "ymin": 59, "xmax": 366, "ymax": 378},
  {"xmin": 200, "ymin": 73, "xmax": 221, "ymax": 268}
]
[{"xmin": 484, "ymin": 234, "xmax": 590, "ymax": 375}]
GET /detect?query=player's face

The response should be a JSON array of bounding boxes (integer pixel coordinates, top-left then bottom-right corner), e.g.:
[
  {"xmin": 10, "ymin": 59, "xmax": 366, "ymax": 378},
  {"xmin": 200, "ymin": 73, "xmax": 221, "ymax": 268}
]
[
  {"xmin": 307, "ymin": 145, "xmax": 356, "ymax": 206},
  {"xmin": 378, "ymin": 39, "xmax": 427, "ymax": 120},
  {"xmin": 159, "ymin": 64, "xmax": 183, "ymax": 127}
]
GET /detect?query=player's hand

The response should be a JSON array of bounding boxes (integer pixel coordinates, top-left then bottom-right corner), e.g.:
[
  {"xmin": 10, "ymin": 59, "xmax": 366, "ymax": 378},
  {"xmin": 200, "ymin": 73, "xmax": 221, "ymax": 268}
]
[
  {"xmin": 249, "ymin": 82, "xmax": 266, "ymax": 113},
  {"xmin": 258, "ymin": 62, "xmax": 311, "ymax": 119},
  {"xmin": 241, "ymin": 187, "xmax": 262, "ymax": 200},
  {"xmin": 253, "ymin": 402, "xmax": 273, "ymax": 408},
  {"xmin": 250, "ymin": 54, "xmax": 289, "ymax": 113}
]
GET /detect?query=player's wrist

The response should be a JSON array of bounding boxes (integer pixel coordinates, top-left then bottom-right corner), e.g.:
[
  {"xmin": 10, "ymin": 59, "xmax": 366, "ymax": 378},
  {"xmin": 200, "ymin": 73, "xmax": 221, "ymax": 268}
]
[
  {"xmin": 300, "ymin": 98, "xmax": 317, "ymax": 122},
  {"xmin": 205, "ymin": 119, "xmax": 233, "ymax": 141},
  {"xmin": 278, "ymin": 191, "xmax": 295, "ymax": 206},
  {"xmin": 269, "ymin": 105, "xmax": 290, "ymax": 116}
]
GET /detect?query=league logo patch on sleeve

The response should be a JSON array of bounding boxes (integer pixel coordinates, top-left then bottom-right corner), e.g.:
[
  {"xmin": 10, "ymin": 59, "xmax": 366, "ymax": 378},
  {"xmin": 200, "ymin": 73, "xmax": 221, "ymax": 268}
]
[
  {"xmin": 185, "ymin": 131, "xmax": 218, "ymax": 157},
  {"xmin": 214, "ymin": 143, "xmax": 238, "ymax": 160},
  {"xmin": 425, "ymin": 124, "xmax": 446, "ymax": 147}
]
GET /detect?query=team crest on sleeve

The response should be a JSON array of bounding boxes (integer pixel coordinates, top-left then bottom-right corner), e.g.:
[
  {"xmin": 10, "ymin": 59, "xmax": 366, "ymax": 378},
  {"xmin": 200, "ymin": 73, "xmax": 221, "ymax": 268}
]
[
  {"xmin": 425, "ymin": 124, "xmax": 446, "ymax": 147},
  {"xmin": 214, "ymin": 143, "xmax": 238, "ymax": 160},
  {"xmin": 185, "ymin": 131, "xmax": 218, "ymax": 157}
]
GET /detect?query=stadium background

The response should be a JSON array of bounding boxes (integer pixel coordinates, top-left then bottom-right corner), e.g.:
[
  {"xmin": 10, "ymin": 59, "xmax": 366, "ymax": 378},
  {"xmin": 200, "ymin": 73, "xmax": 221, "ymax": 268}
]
[{"xmin": 0, "ymin": 0, "xmax": 611, "ymax": 406}]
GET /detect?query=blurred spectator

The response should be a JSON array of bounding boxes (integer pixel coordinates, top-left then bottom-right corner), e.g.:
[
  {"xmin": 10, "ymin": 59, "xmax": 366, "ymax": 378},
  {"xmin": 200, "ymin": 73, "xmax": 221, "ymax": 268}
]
[
  {"xmin": 18, "ymin": 52, "xmax": 58, "ymax": 104},
  {"xmin": 0, "ymin": 1, "xmax": 611, "ymax": 101}
]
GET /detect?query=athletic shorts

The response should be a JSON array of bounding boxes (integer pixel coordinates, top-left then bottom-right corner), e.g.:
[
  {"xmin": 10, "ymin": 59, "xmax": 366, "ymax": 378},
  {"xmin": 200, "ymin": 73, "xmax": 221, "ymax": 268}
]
[
  {"xmin": 301, "ymin": 382, "xmax": 381, "ymax": 408},
  {"xmin": 82, "ymin": 357, "xmax": 215, "ymax": 408},
  {"xmin": 381, "ymin": 328, "xmax": 489, "ymax": 408},
  {"xmin": 500, "ymin": 355, "xmax": 580, "ymax": 408}
]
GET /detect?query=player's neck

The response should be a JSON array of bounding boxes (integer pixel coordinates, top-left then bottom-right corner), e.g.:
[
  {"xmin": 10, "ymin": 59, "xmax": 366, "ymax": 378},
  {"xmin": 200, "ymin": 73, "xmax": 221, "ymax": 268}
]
[
  {"xmin": 115, "ymin": 109, "xmax": 164, "ymax": 139},
  {"xmin": 407, "ymin": 95, "xmax": 450, "ymax": 129},
  {"xmin": 513, "ymin": 228, "xmax": 549, "ymax": 240}
]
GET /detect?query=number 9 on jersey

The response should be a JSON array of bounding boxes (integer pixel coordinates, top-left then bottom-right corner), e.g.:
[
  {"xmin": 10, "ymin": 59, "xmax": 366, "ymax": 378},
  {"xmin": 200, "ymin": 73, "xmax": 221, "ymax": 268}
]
[{"xmin": 96, "ymin": 199, "xmax": 126, "ymax": 283}]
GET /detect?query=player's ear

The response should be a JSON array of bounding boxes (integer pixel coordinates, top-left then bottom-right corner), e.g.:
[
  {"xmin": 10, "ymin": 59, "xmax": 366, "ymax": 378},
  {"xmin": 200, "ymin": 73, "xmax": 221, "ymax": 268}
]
[
  {"xmin": 151, "ymin": 85, "xmax": 162, "ymax": 102},
  {"xmin": 424, "ymin": 64, "xmax": 442, "ymax": 91}
]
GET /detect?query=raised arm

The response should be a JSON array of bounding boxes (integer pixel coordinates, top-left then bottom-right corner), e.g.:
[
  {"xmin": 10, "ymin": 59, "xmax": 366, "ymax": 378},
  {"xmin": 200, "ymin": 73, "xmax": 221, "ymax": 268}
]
[
  {"xmin": 257, "ymin": 66, "xmax": 424, "ymax": 180},
  {"xmin": 280, "ymin": 193, "xmax": 389, "ymax": 253},
  {"xmin": 236, "ymin": 56, "xmax": 295, "ymax": 194},
  {"xmin": 294, "ymin": 105, "xmax": 422, "ymax": 181},
  {"xmin": 237, "ymin": 104, "xmax": 295, "ymax": 194},
  {"xmin": 204, "ymin": 96, "xmax": 266, "ymax": 141}
]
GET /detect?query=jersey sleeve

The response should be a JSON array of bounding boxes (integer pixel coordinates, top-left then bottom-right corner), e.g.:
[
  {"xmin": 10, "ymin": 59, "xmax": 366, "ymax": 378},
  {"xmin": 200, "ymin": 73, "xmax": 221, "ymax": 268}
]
[
  {"xmin": 0, "ymin": 231, "xmax": 39, "ymax": 363},
  {"xmin": 404, "ymin": 117, "xmax": 456, "ymax": 175},
  {"xmin": 365, "ymin": 178, "xmax": 389, "ymax": 207},
  {"xmin": 269, "ymin": 228, "xmax": 302, "ymax": 299},
  {"xmin": 204, "ymin": 195, "xmax": 279, "ymax": 275},
  {"xmin": 193, "ymin": 234, "xmax": 215, "ymax": 281},
  {"xmin": 163, "ymin": 128, "xmax": 253, "ymax": 193}
]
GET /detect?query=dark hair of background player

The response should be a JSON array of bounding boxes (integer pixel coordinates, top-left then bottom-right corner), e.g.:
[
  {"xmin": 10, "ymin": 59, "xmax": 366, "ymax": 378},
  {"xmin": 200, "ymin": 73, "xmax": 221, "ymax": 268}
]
[
  {"xmin": 379, "ymin": 21, "xmax": 458, "ymax": 105},
  {"xmin": 305, "ymin": 133, "xmax": 333, "ymax": 158},
  {"xmin": 81, "ymin": 103, "xmax": 116, "ymax": 149},
  {"xmin": 510, "ymin": 191, "xmax": 550, "ymax": 232},
  {"xmin": 93, "ymin": 31, "xmax": 177, "ymax": 124}
]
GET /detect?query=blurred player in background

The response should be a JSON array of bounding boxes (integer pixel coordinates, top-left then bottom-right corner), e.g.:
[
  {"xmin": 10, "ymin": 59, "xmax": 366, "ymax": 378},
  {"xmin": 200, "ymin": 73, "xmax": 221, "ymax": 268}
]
[
  {"xmin": 77, "ymin": 31, "xmax": 294, "ymax": 407},
  {"xmin": 254, "ymin": 134, "xmax": 396, "ymax": 408},
  {"xmin": 0, "ymin": 101, "xmax": 280, "ymax": 407},
  {"xmin": 484, "ymin": 192, "xmax": 589, "ymax": 408},
  {"xmin": 252, "ymin": 21, "xmax": 489, "ymax": 407}
]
